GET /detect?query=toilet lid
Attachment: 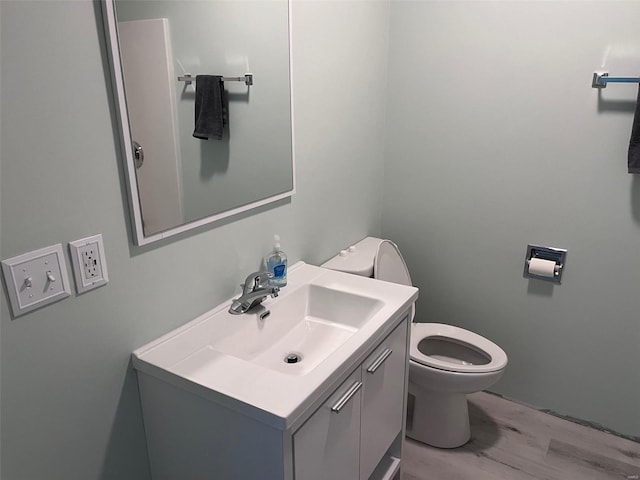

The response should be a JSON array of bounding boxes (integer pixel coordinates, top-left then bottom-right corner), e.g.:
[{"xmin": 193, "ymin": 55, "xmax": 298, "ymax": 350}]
[{"xmin": 374, "ymin": 240, "xmax": 415, "ymax": 322}]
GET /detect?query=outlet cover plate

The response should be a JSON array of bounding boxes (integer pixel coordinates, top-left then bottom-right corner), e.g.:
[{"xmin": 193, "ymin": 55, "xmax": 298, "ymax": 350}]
[
  {"xmin": 1, "ymin": 244, "xmax": 72, "ymax": 317},
  {"xmin": 69, "ymin": 234, "xmax": 109, "ymax": 294}
]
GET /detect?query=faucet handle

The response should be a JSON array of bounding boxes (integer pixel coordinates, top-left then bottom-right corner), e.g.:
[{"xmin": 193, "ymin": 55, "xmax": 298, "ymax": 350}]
[
  {"xmin": 255, "ymin": 271, "xmax": 273, "ymax": 285},
  {"xmin": 243, "ymin": 271, "xmax": 273, "ymax": 293}
]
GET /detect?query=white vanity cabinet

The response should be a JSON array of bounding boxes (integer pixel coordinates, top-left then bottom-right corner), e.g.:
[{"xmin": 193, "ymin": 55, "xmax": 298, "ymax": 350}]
[
  {"xmin": 132, "ymin": 262, "xmax": 418, "ymax": 480},
  {"xmin": 135, "ymin": 314, "xmax": 410, "ymax": 480},
  {"xmin": 294, "ymin": 318, "xmax": 408, "ymax": 480}
]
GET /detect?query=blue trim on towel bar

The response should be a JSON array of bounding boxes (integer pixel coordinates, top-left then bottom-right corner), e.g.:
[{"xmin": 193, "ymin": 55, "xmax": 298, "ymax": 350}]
[
  {"xmin": 592, "ymin": 72, "xmax": 640, "ymax": 88},
  {"xmin": 602, "ymin": 77, "xmax": 640, "ymax": 83}
]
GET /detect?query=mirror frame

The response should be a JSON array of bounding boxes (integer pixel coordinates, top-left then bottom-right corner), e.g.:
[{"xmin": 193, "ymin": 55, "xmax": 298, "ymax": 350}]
[{"xmin": 101, "ymin": 0, "xmax": 295, "ymax": 246}]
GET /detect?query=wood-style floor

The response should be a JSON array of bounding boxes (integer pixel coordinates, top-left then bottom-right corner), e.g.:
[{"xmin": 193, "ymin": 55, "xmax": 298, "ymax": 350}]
[{"xmin": 402, "ymin": 392, "xmax": 640, "ymax": 480}]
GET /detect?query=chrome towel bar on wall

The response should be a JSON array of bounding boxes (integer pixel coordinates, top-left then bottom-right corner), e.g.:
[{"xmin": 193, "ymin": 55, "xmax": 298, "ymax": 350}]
[
  {"xmin": 592, "ymin": 72, "xmax": 640, "ymax": 88},
  {"xmin": 177, "ymin": 73, "xmax": 253, "ymax": 86}
]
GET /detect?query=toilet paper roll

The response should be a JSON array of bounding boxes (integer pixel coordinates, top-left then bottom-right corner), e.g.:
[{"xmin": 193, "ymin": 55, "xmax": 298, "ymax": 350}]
[{"xmin": 528, "ymin": 257, "xmax": 556, "ymax": 278}]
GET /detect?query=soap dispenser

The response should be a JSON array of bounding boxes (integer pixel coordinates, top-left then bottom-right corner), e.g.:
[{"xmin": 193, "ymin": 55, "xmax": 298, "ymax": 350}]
[{"xmin": 266, "ymin": 235, "xmax": 287, "ymax": 287}]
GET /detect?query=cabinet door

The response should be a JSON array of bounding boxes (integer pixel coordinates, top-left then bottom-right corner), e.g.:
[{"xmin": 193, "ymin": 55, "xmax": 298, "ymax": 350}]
[
  {"xmin": 294, "ymin": 370, "xmax": 362, "ymax": 480},
  {"xmin": 360, "ymin": 319, "xmax": 408, "ymax": 480}
]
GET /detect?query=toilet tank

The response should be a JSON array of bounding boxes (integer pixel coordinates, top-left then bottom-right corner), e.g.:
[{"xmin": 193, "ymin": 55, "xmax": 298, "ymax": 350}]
[{"xmin": 321, "ymin": 237, "xmax": 384, "ymax": 277}]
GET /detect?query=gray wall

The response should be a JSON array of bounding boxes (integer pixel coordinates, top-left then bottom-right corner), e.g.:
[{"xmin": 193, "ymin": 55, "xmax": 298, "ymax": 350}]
[
  {"xmin": 383, "ymin": 1, "xmax": 640, "ymax": 438},
  {"xmin": 0, "ymin": 1, "xmax": 389, "ymax": 478}
]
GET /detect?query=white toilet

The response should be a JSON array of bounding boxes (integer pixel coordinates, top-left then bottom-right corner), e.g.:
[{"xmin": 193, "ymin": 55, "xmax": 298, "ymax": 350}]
[{"xmin": 323, "ymin": 237, "xmax": 508, "ymax": 448}]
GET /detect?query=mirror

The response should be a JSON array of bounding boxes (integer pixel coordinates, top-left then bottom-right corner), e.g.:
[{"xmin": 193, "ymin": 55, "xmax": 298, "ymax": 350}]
[{"xmin": 102, "ymin": 0, "xmax": 295, "ymax": 245}]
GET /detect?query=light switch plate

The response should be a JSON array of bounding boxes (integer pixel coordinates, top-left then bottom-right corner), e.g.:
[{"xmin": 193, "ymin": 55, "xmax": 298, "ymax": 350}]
[{"xmin": 1, "ymin": 244, "xmax": 71, "ymax": 317}]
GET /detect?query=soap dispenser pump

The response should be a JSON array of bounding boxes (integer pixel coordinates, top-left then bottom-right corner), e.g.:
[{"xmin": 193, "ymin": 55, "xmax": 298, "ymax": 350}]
[{"xmin": 266, "ymin": 235, "xmax": 287, "ymax": 287}]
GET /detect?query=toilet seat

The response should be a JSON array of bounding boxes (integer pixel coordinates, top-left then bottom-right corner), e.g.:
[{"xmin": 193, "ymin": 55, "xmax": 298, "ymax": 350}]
[{"xmin": 410, "ymin": 323, "xmax": 508, "ymax": 373}]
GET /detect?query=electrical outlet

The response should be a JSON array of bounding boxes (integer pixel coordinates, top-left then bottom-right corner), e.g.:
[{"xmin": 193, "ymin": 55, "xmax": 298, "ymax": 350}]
[
  {"xmin": 80, "ymin": 243, "xmax": 102, "ymax": 280},
  {"xmin": 69, "ymin": 234, "xmax": 109, "ymax": 294}
]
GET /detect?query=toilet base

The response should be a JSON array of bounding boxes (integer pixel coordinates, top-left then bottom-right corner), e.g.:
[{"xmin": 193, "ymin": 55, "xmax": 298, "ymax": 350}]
[{"xmin": 406, "ymin": 381, "xmax": 470, "ymax": 448}]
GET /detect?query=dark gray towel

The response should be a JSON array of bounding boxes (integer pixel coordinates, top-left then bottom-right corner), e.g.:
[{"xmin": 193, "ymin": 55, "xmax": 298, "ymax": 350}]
[
  {"xmin": 193, "ymin": 75, "xmax": 226, "ymax": 140},
  {"xmin": 628, "ymin": 86, "xmax": 640, "ymax": 173}
]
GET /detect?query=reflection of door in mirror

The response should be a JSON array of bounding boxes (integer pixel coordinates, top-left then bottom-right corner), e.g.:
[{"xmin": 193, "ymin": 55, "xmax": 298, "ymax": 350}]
[{"xmin": 118, "ymin": 18, "xmax": 184, "ymax": 235}]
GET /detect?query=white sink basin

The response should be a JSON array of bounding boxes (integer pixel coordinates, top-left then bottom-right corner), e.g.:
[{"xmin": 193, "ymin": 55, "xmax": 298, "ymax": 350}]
[
  {"xmin": 212, "ymin": 284, "xmax": 383, "ymax": 375},
  {"xmin": 132, "ymin": 261, "xmax": 418, "ymax": 428}
]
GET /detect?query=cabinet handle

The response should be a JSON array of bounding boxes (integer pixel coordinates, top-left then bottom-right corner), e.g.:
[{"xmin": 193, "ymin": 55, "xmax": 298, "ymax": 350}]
[
  {"xmin": 366, "ymin": 348, "xmax": 393, "ymax": 374},
  {"xmin": 330, "ymin": 381, "xmax": 363, "ymax": 414}
]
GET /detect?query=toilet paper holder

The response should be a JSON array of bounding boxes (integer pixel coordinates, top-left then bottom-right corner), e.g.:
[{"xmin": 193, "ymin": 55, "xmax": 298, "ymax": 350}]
[{"xmin": 524, "ymin": 244, "xmax": 567, "ymax": 284}]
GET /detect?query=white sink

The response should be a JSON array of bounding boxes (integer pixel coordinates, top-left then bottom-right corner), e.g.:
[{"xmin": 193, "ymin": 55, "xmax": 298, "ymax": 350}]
[
  {"xmin": 212, "ymin": 284, "xmax": 383, "ymax": 375},
  {"xmin": 132, "ymin": 261, "xmax": 418, "ymax": 428}
]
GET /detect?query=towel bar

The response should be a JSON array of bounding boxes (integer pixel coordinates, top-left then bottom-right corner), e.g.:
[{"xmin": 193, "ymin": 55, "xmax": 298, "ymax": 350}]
[
  {"xmin": 592, "ymin": 72, "xmax": 640, "ymax": 88},
  {"xmin": 177, "ymin": 73, "xmax": 253, "ymax": 86}
]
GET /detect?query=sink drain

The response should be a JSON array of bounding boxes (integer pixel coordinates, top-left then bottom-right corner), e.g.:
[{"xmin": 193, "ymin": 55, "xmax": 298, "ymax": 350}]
[{"xmin": 284, "ymin": 353, "xmax": 302, "ymax": 364}]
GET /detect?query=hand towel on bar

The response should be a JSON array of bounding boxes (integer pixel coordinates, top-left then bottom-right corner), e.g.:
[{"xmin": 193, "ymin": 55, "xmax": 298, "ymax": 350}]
[
  {"xmin": 628, "ymin": 85, "xmax": 640, "ymax": 173},
  {"xmin": 193, "ymin": 75, "xmax": 226, "ymax": 140}
]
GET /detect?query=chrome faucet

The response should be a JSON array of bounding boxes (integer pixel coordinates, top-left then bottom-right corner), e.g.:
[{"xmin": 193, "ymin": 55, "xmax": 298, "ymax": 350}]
[{"xmin": 228, "ymin": 271, "xmax": 280, "ymax": 315}]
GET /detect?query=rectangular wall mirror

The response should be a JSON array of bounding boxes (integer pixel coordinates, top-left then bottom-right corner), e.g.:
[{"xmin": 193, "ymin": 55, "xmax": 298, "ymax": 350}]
[{"xmin": 102, "ymin": 0, "xmax": 295, "ymax": 246}]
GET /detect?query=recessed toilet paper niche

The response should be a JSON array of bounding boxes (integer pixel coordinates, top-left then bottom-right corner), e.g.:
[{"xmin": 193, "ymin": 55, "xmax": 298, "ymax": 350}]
[{"xmin": 524, "ymin": 244, "xmax": 567, "ymax": 284}]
